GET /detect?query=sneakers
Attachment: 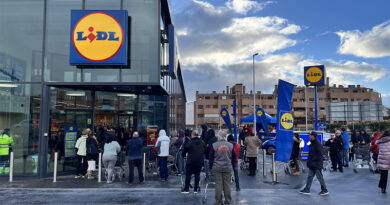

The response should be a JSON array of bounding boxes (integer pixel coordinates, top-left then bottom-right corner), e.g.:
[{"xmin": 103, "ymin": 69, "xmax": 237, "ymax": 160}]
[
  {"xmin": 194, "ymin": 187, "xmax": 201, "ymax": 194},
  {"xmin": 319, "ymin": 190, "xmax": 329, "ymax": 196},
  {"xmin": 299, "ymin": 189, "xmax": 310, "ymax": 195},
  {"xmin": 381, "ymin": 188, "xmax": 387, "ymax": 194},
  {"xmin": 292, "ymin": 171, "xmax": 300, "ymax": 176},
  {"xmin": 236, "ymin": 186, "xmax": 241, "ymax": 192},
  {"xmin": 74, "ymin": 175, "xmax": 81, "ymax": 179},
  {"xmin": 181, "ymin": 189, "xmax": 190, "ymax": 194}
]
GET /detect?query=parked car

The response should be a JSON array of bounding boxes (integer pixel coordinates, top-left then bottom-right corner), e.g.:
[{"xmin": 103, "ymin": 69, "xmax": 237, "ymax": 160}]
[{"xmin": 262, "ymin": 138, "xmax": 276, "ymax": 155}]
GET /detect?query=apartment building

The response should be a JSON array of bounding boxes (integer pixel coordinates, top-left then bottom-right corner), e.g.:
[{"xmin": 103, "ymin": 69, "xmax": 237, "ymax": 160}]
[{"xmin": 194, "ymin": 78, "xmax": 382, "ymax": 129}]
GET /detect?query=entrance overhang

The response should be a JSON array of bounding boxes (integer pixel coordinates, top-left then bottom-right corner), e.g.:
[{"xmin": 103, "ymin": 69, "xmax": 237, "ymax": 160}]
[{"xmin": 45, "ymin": 83, "xmax": 169, "ymax": 96}]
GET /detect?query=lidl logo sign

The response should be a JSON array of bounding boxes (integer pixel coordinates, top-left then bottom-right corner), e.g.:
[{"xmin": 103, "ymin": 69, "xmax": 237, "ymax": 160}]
[
  {"xmin": 280, "ymin": 112, "xmax": 294, "ymax": 130},
  {"xmin": 257, "ymin": 110, "xmax": 263, "ymax": 117},
  {"xmin": 70, "ymin": 10, "xmax": 128, "ymax": 65},
  {"xmin": 304, "ymin": 65, "xmax": 325, "ymax": 86},
  {"xmin": 222, "ymin": 111, "xmax": 227, "ymax": 117}
]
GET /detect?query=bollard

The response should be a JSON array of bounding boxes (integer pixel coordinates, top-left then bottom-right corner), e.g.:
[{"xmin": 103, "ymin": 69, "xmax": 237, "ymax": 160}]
[
  {"xmin": 272, "ymin": 153, "xmax": 277, "ymax": 183},
  {"xmin": 98, "ymin": 152, "xmax": 102, "ymax": 183},
  {"xmin": 263, "ymin": 149, "xmax": 266, "ymax": 177},
  {"xmin": 9, "ymin": 152, "xmax": 14, "ymax": 182},
  {"xmin": 143, "ymin": 152, "xmax": 146, "ymax": 180},
  {"xmin": 53, "ymin": 152, "xmax": 58, "ymax": 183}
]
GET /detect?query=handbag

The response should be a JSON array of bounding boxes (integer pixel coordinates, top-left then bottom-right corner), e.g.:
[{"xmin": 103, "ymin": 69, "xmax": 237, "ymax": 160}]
[{"xmin": 156, "ymin": 141, "xmax": 161, "ymax": 155}]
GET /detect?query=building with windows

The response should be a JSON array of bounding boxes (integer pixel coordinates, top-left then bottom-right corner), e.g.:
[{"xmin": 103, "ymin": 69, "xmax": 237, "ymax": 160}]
[
  {"xmin": 326, "ymin": 101, "xmax": 383, "ymax": 122},
  {"xmin": 0, "ymin": 0, "xmax": 185, "ymax": 177},
  {"xmin": 194, "ymin": 78, "xmax": 382, "ymax": 129}
]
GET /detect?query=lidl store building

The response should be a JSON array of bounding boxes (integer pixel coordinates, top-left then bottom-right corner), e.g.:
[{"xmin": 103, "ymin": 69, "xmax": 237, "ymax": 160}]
[{"xmin": 0, "ymin": 0, "xmax": 186, "ymax": 177}]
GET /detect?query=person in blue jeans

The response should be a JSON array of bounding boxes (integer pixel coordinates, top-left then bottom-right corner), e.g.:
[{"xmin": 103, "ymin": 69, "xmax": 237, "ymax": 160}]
[
  {"xmin": 174, "ymin": 129, "xmax": 187, "ymax": 175},
  {"xmin": 341, "ymin": 128, "xmax": 350, "ymax": 167},
  {"xmin": 300, "ymin": 131, "xmax": 329, "ymax": 196},
  {"xmin": 126, "ymin": 131, "xmax": 144, "ymax": 184},
  {"xmin": 155, "ymin": 130, "xmax": 170, "ymax": 181}
]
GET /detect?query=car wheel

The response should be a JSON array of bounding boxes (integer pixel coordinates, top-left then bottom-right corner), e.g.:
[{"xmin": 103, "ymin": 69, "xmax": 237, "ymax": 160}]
[{"xmin": 267, "ymin": 146, "xmax": 276, "ymax": 155}]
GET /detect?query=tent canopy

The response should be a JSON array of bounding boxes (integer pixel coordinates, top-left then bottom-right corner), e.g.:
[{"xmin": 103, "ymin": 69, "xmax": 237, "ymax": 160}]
[{"xmin": 240, "ymin": 112, "xmax": 277, "ymax": 124}]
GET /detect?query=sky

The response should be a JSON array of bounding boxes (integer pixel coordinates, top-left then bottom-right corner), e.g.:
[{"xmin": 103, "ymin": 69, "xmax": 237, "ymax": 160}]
[{"xmin": 169, "ymin": 0, "xmax": 390, "ymax": 107}]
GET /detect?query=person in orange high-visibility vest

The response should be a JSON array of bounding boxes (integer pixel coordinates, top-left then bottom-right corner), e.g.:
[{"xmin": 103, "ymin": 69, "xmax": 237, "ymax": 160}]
[{"xmin": 0, "ymin": 128, "xmax": 14, "ymax": 174}]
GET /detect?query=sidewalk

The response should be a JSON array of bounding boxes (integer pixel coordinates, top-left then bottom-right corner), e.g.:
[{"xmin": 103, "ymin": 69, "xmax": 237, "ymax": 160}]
[{"xmin": 0, "ymin": 157, "xmax": 387, "ymax": 204}]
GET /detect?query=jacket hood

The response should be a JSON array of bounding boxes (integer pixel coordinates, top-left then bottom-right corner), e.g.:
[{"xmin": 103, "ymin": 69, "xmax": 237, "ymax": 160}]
[
  {"xmin": 201, "ymin": 124, "xmax": 208, "ymax": 130},
  {"xmin": 159, "ymin": 130, "xmax": 167, "ymax": 137},
  {"xmin": 205, "ymin": 129, "xmax": 215, "ymax": 142},
  {"xmin": 360, "ymin": 128, "xmax": 367, "ymax": 134},
  {"xmin": 377, "ymin": 135, "xmax": 390, "ymax": 144}
]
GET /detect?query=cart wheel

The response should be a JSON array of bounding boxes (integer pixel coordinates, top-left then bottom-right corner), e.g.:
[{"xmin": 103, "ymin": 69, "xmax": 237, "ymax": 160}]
[
  {"xmin": 353, "ymin": 169, "xmax": 357, "ymax": 173},
  {"xmin": 302, "ymin": 168, "xmax": 305, "ymax": 173}
]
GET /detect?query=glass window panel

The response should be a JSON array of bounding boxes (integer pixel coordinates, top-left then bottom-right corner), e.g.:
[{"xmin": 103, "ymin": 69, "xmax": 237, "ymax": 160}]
[
  {"xmin": 45, "ymin": 0, "xmax": 82, "ymax": 82},
  {"xmin": 50, "ymin": 88, "xmax": 92, "ymax": 110},
  {"xmin": 122, "ymin": 0, "xmax": 159, "ymax": 83},
  {"xmin": 0, "ymin": 83, "xmax": 41, "ymax": 175},
  {"xmin": 0, "ymin": 0, "xmax": 44, "ymax": 82}
]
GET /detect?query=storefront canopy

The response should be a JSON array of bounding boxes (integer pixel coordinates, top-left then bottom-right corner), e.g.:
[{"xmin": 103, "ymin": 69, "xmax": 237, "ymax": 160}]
[{"xmin": 240, "ymin": 112, "xmax": 277, "ymax": 124}]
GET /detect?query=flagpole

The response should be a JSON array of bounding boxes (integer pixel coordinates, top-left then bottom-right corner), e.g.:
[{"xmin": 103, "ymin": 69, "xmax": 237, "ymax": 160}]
[{"xmin": 253, "ymin": 53, "xmax": 258, "ymax": 136}]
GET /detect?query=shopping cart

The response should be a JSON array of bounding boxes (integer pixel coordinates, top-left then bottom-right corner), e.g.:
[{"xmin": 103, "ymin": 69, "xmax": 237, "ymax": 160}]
[{"xmin": 353, "ymin": 144, "xmax": 375, "ymax": 173}]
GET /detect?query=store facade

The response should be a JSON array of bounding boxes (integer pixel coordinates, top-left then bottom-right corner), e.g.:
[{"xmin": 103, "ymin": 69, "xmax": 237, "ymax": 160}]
[{"xmin": 0, "ymin": 0, "xmax": 186, "ymax": 177}]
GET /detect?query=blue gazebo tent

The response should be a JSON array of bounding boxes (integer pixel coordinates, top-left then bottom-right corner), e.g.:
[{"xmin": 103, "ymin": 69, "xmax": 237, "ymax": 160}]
[{"xmin": 239, "ymin": 112, "xmax": 277, "ymax": 124}]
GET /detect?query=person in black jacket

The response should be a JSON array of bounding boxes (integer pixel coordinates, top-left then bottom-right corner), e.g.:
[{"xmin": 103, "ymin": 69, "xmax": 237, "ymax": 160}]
[
  {"xmin": 300, "ymin": 131, "xmax": 329, "ymax": 196},
  {"xmin": 204, "ymin": 129, "xmax": 217, "ymax": 181},
  {"xmin": 181, "ymin": 130, "xmax": 205, "ymax": 194},
  {"xmin": 291, "ymin": 133, "xmax": 302, "ymax": 176},
  {"xmin": 86, "ymin": 129, "xmax": 99, "ymax": 180},
  {"xmin": 325, "ymin": 133, "xmax": 343, "ymax": 172},
  {"xmin": 239, "ymin": 127, "xmax": 248, "ymax": 144},
  {"xmin": 200, "ymin": 124, "xmax": 208, "ymax": 142},
  {"xmin": 335, "ymin": 130, "xmax": 345, "ymax": 172},
  {"xmin": 357, "ymin": 128, "xmax": 371, "ymax": 145}
]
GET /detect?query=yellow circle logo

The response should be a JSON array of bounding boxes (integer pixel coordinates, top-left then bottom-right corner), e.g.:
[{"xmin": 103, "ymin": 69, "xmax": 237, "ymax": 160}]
[
  {"xmin": 72, "ymin": 12, "xmax": 123, "ymax": 62},
  {"xmin": 257, "ymin": 110, "xmax": 263, "ymax": 117},
  {"xmin": 222, "ymin": 111, "xmax": 227, "ymax": 117},
  {"xmin": 305, "ymin": 67, "xmax": 323, "ymax": 83},
  {"xmin": 280, "ymin": 113, "xmax": 293, "ymax": 130}
]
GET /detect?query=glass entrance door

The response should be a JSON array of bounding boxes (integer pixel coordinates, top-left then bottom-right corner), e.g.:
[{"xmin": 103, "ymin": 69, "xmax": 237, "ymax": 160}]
[
  {"xmin": 118, "ymin": 113, "xmax": 133, "ymax": 130},
  {"xmin": 48, "ymin": 87, "xmax": 93, "ymax": 174},
  {"xmin": 49, "ymin": 110, "xmax": 92, "ymax": 173}
]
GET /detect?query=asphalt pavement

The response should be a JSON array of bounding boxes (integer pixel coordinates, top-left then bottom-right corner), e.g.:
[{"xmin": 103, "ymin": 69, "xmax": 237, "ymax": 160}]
[{"xmin": 0, "ymin": 155, "xmax": 387, "ymax": 205}]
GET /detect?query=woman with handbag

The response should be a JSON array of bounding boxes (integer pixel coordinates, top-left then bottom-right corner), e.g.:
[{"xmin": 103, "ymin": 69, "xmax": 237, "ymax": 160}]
[{"xmin": 86, "ymin": 129, "xmax": 99, "ymax": 180}]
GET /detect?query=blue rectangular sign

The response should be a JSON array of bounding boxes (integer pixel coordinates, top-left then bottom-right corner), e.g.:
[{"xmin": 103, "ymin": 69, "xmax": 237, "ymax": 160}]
[
  {"xmin": 304, "ymin": 65, "xmax": 325, "ymax": 86},
  {"xmin": 299, "ymin": 132, "xmax": 323, "ymax": 160},
  {"xmin": 69, "ymin": 10, "xmax": 128, "ymax": 65},
  {"xmin": 317, "ymin": 122, "xmax": 327, "ymax": 129}
]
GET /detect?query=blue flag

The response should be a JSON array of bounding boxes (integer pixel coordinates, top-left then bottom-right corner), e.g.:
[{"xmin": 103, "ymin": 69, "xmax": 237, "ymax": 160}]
[
  {"xmin": 233, "ymin": 100, "xmax": 238, "ymax": 142},
  {"xmin": 220, "ymin": 108, "xmax": 232, "ymax": 134},
  {"xmin": 256, "ymin": 108, "xmax": 268, "ymax": 137},
  {"xmin": 275, "ymin": 80, "xmax": 295, "ymax": 162}
]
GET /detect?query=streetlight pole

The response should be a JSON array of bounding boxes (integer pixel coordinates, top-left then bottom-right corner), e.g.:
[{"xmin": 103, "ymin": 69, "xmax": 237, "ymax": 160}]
[{"xmin": 253, "ymin": 53, "xmax": 258, "ymax": 136}]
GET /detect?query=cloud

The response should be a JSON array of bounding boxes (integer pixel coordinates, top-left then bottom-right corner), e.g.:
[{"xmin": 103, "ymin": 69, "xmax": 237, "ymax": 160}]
[
  {"xmin": 336, "ymin": 20, "xmax": 390, "ymax": 58},
  {"xmin": 177, "ymin": 15, "xmax": 301, "ymax": 67},
  {"xmin": 226, "ymin": 0, "xmax": 274, "ymax": 15},
  {"xmin": 174, "ymin": 1, "xmax": 300, "ymax": 68},
  {"xmin": 172, "ymin": 1, "xmax": 388, "ymax": 102},
  {"xmin": 183, "ymin": 53, "xmax": 388, "ymax": 101}
]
